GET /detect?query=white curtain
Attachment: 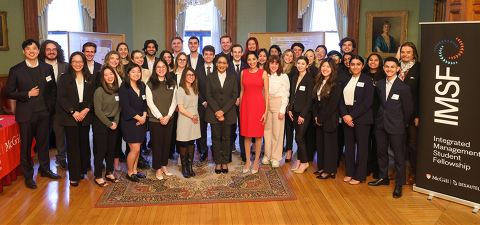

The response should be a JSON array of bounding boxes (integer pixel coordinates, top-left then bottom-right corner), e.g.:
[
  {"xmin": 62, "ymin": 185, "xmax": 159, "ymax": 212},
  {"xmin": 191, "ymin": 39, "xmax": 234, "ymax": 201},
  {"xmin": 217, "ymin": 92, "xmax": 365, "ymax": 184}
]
[
  {"xmin": 176, "ymin": 11, "xmax": 186, "ymax": 39},
  {"xmin": 212, "ymin": 0, "xmax": 226, "ymax": 53},
  {"xmin": 39, "ymin": 6, "xmax": 49, "ymax": 43},
  {"xmin": 80, "ymin": 2, "xmax": 93, "ymax": 32},
  {"xmin": 334, "ymin": 0, "xmax": 348, "ymax": 40},
  {"xmin": 302, "ymin": 0, "xmax": 315, "ymax": 32}
]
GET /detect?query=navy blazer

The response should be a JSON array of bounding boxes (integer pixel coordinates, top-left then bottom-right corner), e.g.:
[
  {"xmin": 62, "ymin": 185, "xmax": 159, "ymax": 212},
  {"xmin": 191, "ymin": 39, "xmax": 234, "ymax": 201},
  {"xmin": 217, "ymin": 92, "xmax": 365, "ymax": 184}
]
[
  {"xmin": 400, "ymin": 62, "xmax": 420, "ymax": 124},
  {"xmin": 119, "ymin": 83, "xmax": 148, "ymax": 121},
  {"xmin": 339, "ymin": 73, "xmax": 374, "ymax": 125},
  {"xmin": 187, "ymin": 54, "xmax": 205, "ymax": 71},
  {"xmin": 205, "ymin": 71, "xmax": 238, "ymax": 125},
  {"xmin": 376, "ymin": 78, "xmax": 413, "ymax": 134},
  {"xmin": 5, "ymin": 61, "xmax": 56, "ymax": 123},
  {"xmin": 312, "ymin": 81, "xmax": 342, "ymax": 132},
  {"xmin": 196, "ymin": 64, "xmax": 217, "ymax": 106},
  {"xmin": 227, "ymin": 61, "xmax": 249, "ymax": 98}
]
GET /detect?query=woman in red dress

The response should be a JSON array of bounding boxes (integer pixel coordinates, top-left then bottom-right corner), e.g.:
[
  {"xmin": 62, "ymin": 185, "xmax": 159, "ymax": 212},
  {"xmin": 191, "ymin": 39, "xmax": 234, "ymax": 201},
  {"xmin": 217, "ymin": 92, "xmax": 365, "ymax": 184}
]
[{"xmin": 240, "ymin": 51, "xmax": 269, "ymax": 174}]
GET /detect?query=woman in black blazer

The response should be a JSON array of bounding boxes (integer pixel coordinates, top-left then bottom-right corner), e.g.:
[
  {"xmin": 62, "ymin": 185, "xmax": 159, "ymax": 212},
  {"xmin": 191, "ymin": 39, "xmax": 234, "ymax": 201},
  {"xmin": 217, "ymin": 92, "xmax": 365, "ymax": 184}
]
[
  {"xmin": 287, "ymin": 56, "xmax": 313, "ymax": 173},
  {"xmin": 339, "ymin": 55, "xmax": 374, "ymax": 185},
  {"xmin": 312, "ymin": 58, "xmax": 342, "ymax": 179},
  {"xmin": 57, "ymin": 52, "xmax": 95, "ymax": 187},
  {"xmin": 281, "ymin": 49, "xmax": 297, "ymax": 162}
]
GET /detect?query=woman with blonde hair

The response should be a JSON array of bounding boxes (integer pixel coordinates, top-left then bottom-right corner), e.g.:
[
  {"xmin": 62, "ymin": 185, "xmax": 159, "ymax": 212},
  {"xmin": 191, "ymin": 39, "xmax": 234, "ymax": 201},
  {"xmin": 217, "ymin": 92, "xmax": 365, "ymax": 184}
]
[{"xmin": 282, "ymin": 49, "xmax": 297, "ymax": 162}]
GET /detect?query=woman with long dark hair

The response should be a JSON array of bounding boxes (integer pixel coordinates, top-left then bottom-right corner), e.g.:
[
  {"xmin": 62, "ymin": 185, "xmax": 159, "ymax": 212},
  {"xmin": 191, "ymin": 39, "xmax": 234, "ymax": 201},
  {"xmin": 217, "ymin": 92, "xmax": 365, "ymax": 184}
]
[
  {"xmin": 131, "ymin": 50, "xmax": 152, "ymax": 83},
  {"xmin": 257, "ymin": 48, "xmax": 269, "ymax": 69},
  {"xmin": 146, "ymin": 59, "xmax": 177, "ymax": 180},
  {"xmin": 119, "ymin": 64, "xmax": 148, "ymax": 182},
  {"xmin": 160, "ymin": 50, "xmax": 175, "ymax": 72},
  {"xmin": 312, "ymin": 58, "xmax": 342, "ymax": 179},
  {"xmin": 93, "ymin": 66, "xmax": 121, "ymax": 187},
  {"xmin": 116, "ymin": 42, "xmax": 131, "ymax": 71},
  {"xmin": 57, "ymin": 52, "xmax": 95, "ymax": 187}
]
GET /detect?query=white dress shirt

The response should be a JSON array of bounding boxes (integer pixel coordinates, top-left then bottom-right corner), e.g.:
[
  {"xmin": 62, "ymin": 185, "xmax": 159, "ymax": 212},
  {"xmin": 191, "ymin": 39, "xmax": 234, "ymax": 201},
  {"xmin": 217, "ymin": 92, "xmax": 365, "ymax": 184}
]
[
  {"xmin": 218, "ymin": 71, "xmax": 227, "ymax": 88},
  {"xmin": 386, "ymin": 76, "xmax": 396, "ymax": 100},
  {"xmin": 190, "ymin": 54, "xmax": 199, "ymax": 69},
  {"xmin": 204, "ymin": 63, "xmax": 214, "ymax": 75},
  {"xmin": 76, "ymin": 78, "xmax": 84, "ymax": 103},
  {"xmin": 268, "ymin": 73, "xmax": 290, "ymax": 113},
  {"xmin": 88, "ymin": 61, "xmax": 95, "ymax": 75},
  {"xmin": 316, "ymin": 80, "xmax": 326, "ymax": 101},
  {"xmin": 343, "ymin": 76, "xmax": 360, "ymax": 106},
  {"xmin": 49, "ymin": 60, "xmax": 59, "ymax": 81},
  {"xmin": 146, "ymin": 79, "xmax": 177, "ymax": 119},
  {"xmin": 146, "ymin": 56, "xmax": 155, "ymax": 74},
  {"xmin": 25, "ymin": 59, "xmax": 39, "ymax": 68}
]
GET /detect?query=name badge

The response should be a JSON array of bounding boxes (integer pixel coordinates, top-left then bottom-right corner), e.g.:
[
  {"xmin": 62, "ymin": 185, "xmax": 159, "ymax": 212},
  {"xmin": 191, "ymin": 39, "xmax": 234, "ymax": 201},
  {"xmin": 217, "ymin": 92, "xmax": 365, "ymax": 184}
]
[
  {"xmin": 115, "ymin": 96, "xmax": 119, "ymax": 101},
  {"xmin": 410, "ymin": 77, "xmax": 415, "ymax": 79},
  {"xmin": 392, "ymin": 94, "xmax": 399, "ymax": 100},
  {"xmin": 46, "ymin": 75, "xmax": 52, "ymax": 82},
  {"xmin": 356, "ymin": 82, "xmax": 364, "ymax": 87},
  {"xmin": 142, "ymin": 95, "xmax": 146, "ymax": 100},
  {"xmin": 299, "ymin": 86, "xmax": 306, "ymax": 91},
  {"xmin": 169, "ymin": 86, "xmax": 174, "ymax": 90}
]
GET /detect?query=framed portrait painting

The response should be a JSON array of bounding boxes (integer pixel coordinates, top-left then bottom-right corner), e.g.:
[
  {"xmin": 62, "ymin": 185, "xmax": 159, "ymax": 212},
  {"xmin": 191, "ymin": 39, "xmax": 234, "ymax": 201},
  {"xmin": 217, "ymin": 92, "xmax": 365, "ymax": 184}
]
[
  {"xmin": 0, "ymin": 11, "xmax": 8, "ymax": 51},
  {"xmin": 365, "ymin": 10, "xmax": 408, "ymax": 58}
]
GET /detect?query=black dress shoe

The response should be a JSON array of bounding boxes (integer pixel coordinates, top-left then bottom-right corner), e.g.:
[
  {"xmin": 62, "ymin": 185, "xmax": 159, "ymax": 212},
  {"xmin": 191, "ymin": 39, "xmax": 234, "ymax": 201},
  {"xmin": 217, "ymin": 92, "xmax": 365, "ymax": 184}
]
[
  {"xmin": 393, "ymin": 185, "xmax": 402, "ymax": 198},
  {"xmin": 313, "ymin": 170, "xmax": 323, "ymax": 175},
  {"xmin": 316, "ymin": 174, "xmax": 335, "ymax": 179},
  {"xmin": 136, "ymin": 172, "xmax": 146, "ymax": 178},
  {"xmin": 25, "ymin": 179, "xmax": 37, "ymax": 189},
  {"xmin": 215, "ymin": 167, "xmax": 222, "ymax": 174},
  {"xmin": 70, "ymin": 181, "xmax": 79, "ymax": 187},
  {"xmin": 222, "ymin": 167, "xmax": 229, "ymax": 174},
  {"xmin": 368, "ymin": 178, "xmax": 390, "ymax": 186},
  {"xmin": 199, "ymin": 153, "xmax": 207, "ymax": 162},
  {"xmin": 126, "ymin": 174, "xmax": 140, "ymax": 182},
  {"xmin": 40, "ymin": 170, "xmax": 61, "ymax": 179},
  {"xmin": 55, "ymin": 160, "xmax": 68, "ymax": 170}
]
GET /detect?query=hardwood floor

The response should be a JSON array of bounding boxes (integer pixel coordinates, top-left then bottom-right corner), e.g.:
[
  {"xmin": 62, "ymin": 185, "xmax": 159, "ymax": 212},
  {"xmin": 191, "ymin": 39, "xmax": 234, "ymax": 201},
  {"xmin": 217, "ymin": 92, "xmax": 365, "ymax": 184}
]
[{"xmin": 0, "ymin": 149, "xmax": 479, "ymax": 225}]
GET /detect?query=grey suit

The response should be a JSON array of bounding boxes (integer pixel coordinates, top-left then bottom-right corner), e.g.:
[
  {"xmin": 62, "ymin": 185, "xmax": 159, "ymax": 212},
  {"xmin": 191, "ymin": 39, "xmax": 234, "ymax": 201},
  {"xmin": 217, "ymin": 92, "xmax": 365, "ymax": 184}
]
[
  {"xmin": 205, "ymin": 71, "xmax": 238, "ymax": 164},
  {"xmin": 52, "ymin": 62, "xmax": 69, "ymax": 163}
]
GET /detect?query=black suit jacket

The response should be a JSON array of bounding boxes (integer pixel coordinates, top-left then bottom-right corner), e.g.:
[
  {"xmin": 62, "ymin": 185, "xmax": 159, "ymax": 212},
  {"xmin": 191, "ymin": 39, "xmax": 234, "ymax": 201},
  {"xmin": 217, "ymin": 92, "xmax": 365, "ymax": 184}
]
[
  {"xmin": 205, "ymin": 71, "xmax": 238, "ymax": 125},
  {"xmin": 57, "ymin": 62, "xmax": 69, "ymax": 79},
  {"xmin": 5, "ymin": 61, "xmax": 56, "ymax": 123},
  {"xmin": 56, "ymin": 72, "xmax": 95, "ymax": 126},
  {"xmin": 227, "ymin": 61, "xmax": 249, "ymax": 98},
  {"xmin": 336, "ymin": 65, "xmax": 352, "ymax": 86},
  {"xmin": 93, "ymin": 62, "xmax": 102, "ymax": 77},
  {"xmin": 187, "ymin": 54, "xmax": 205, "ymax": 71},
  {"xmin": 288, "ymin": 73, "xmax": 314, "ymax": 118},
  {"xmin": 400, "ymin": 62, "xmax": 420, "ymax": 124},
  {"xmin": 339, "ymin": 74, "xmax": 374, "ymax": 125},
  {"xmin": 376, "ymin": 78, "xmax": 413, "ymax": 134},
  {"xmin": 308, "ymin": 64, "xmax": 318, "ymax": 80},
  {"xmin": 312, "ymin": 81, "xmax": 342, "ymax": 132},
  {"xmin": 196, "ymin": 64, "xmax": 217, "ymax": 106}
]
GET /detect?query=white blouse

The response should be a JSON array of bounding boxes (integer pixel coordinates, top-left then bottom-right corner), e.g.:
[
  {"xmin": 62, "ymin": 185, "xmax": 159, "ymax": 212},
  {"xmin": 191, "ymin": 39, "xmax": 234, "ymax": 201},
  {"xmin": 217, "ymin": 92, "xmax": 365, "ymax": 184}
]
[
  {"xmin": 268, "ymin": 73, "xmax": 290, "ymax": 113},
  {"xmin": 76, "ymin": 78, "xmax": 84, "ymax": 103},
  {"xmin": 343, "ymin": 76, "xmax": 360, "ymax": 106},
  {"xmin": 316, "ymin": 80, "xmax": 326, "ymax": 101}
]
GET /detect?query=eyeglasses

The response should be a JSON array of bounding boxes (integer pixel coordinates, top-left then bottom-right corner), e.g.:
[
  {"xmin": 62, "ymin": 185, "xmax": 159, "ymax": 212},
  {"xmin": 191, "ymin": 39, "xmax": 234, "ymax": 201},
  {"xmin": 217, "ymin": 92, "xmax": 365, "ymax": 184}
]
[
  {"xmin": 71, "ymin": 61, "xmax": 84, "ymax": 65},
  {"xmin": 186, "ymin": 74, "xmax": 195, "ymax": 77},
  {"xmin": 46, "ymin": 48, "xmax": 57, "ymax": 52},
  {"xmin": 177, "ymin": 59, "xmax": 187, "ymax": 62}
]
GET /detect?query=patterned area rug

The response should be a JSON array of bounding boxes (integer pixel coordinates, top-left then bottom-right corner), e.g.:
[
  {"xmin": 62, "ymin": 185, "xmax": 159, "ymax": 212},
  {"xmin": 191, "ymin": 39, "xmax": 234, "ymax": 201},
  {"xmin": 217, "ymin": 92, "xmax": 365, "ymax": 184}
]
[{"xmin": 95, "ymin": 153, "xmax": 296, "ymax": 207}]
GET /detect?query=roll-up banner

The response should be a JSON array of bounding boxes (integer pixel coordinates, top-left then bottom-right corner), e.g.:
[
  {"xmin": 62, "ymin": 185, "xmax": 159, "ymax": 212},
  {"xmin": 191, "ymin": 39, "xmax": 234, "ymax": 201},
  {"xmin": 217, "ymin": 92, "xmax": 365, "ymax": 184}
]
[{"xmin": 414, "ymin": 21, "xmax": 480, "ymax": 210}]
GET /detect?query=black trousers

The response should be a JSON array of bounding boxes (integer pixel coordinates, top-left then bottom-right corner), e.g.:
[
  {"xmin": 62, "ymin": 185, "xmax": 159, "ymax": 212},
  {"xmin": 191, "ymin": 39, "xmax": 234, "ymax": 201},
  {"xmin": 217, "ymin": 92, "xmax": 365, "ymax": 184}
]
[
  {"xmin": 305, "ymin": 116, "xmax": 316, "ymax": 161},
  {"xmin": 343, "ymin": 122, "xmax": 370, "ymax": 181},
  {"xmin": 337, "ymin": 120, "xmax": 345, "ymax": 166},
  {"xmin": 405, "ymin": 125, "xmax": 418, "ymax": 175},
  {"xmin": 284, "ymin": 114, "xmax": 294, "ymax": 150},
  {"xmin": 114, "ymin": 118, "xmax": 126, "ymax": 158},
  {"xmin": 367, "ymin": 124, "xmax": 379, "ymax": 174},
  {"xmin": 197, "ymin": 105, "xmax": 208, "ymax": 154},
  {"xmin": 150, "ymin": 120, "xmax": 173, "ymax": 169},
  {"xmin": 292, "ymin": 111, "xmax": 311, "ymax": 163},
  {"xmin": 376, "ymin": 125, "xmax": 406, "ymax": 186},
  {"xmin": 212, "ymin": 122, "xmax": 231, "ymax": 164},
  {"xmin": 230, "ymin": 106, "xmax": 245, "ymax": 156},
  {"xmin": 316, "ymin": 125, "xmax": 338, "ymax": 173},
  {"xmin": 18, "ymin": 109, "xmax": 51, "ymax": 180},
  {"xmin": 65, "ymin": 123, "xmax": 90, "ymax": 181},
  {"xmin": 170, "ymin": 112, "xmax": 178, "ymax": 155},
  {"xmin": 93, "ymin": 116, "xmax": 117, "ymax": 178}
]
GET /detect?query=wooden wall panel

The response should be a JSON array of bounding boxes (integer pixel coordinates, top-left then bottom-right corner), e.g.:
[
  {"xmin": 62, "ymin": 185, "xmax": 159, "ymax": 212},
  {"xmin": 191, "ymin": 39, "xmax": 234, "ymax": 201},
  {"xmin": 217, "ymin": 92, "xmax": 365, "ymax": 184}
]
[
  {"xmin": 445, "ymin": 0, "xmax": 480, "ymax": 21},
  {"xmin": 287, "ymin": 0, "xmax": 298, "ymax": 32},
  {"xmin": 226, "ymin": 0, "xmax": 237, "ymax": 45},
  {"xmin": 164, "ymin": 0, "xmax": 175, "ymax": 52},
  {"xmin": 347, "ymin": 0, "xmax": 360, "ymax": 55},
  {"xmin": 95, "ymin": 0, "xmax": 108, "ymax": 33},
  {"xmin": 23, "ymin": 0, "xmax": 39, "ymax": 40}
]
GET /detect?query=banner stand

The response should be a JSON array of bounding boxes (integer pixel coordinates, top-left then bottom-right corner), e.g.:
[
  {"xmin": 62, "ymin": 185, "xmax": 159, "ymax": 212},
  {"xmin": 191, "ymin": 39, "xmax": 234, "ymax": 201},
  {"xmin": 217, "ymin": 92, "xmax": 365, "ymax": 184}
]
[{"xmin": 413, "ymin": 185, "xmax": 480, "ymax": 214}]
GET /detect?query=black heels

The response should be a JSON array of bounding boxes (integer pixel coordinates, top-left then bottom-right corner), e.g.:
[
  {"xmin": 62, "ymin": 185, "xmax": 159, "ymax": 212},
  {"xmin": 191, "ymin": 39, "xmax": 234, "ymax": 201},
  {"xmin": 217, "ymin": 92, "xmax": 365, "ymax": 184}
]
[
  {"xmin": 215, "ymin": 165, "xmax": 222, "ymax": 174},
  {"xmin": 316, "ymin": 173, "xmax": 336, "ymax": 179},
  {"xmin": 313, "ymin": 170, "xmax": 324, "ymax": 175},
  {"xmin": 126, "ymin": 173, "xmax": 140, "ymax": 182},
  {"xmin": 285, "ymin": 150, "xmax": 292, "ymax": 162},
  {"xmin": 70, "ymin": 181, "xmax": 79, "ymax": 187},
  {"xmin": 94, "ymin": 179, "xmax": 108, "ymax": 187}
]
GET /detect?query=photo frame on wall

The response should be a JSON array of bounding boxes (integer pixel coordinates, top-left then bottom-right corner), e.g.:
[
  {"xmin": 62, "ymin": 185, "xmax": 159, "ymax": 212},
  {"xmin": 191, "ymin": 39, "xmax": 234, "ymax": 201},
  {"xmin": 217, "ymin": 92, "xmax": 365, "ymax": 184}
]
[
  {"xmin": 0, "ymin": 11, "xmax": 8, "ymax": 51},
  {"xmin": 365, "ymin": 10, "xmax": 408, "ymax": 58}
]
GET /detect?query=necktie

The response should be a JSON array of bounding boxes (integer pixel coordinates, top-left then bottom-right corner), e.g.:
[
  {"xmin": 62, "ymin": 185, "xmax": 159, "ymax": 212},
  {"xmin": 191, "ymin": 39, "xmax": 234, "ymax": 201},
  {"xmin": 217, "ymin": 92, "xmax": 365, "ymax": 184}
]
[
  {"xmin": 236, "ymin": 64, "xmax": 239, "ymax": 74},
  {"xmin": 207, "ymin": 66, "xmax": 212, "ymax": 75}
]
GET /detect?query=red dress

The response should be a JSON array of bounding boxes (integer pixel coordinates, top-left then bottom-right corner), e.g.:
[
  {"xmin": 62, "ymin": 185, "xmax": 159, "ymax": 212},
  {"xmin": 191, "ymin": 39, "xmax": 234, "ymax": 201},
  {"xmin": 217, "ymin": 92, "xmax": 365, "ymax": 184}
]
[{"xmin": 240, "ymin": 68, "xmax": 266, "ymax": 137}]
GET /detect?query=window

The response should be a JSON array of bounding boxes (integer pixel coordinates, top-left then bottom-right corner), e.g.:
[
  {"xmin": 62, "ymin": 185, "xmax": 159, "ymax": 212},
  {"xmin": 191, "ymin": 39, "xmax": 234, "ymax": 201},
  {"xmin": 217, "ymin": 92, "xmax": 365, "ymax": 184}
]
[
  {"xmin": 182, "ymin": 1, "xmax": 213, "ymax": 54},
  {"xmin": 311, "ymin": 0, "xmax": 340, "ymax": 52}
]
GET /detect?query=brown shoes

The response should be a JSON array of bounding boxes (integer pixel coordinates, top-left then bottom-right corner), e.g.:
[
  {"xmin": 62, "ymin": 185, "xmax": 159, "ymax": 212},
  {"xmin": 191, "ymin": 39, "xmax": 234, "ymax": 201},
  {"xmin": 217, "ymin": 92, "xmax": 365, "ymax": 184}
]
[
  {"xmin": 406, "ymin": 174, "xmax": 416, "ymax": 185},
  {"xmin": 388, "ymin": 171, "xmax": 396, "ymax": 180}
]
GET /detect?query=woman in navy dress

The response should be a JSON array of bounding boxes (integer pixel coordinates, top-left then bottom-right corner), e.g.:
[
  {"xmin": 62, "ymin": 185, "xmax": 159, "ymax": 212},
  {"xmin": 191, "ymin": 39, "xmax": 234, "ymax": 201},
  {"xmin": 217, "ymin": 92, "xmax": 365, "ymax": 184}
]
[{"xmin": 119, "ymin": 64, "xmax": 148, "ymax": 182}]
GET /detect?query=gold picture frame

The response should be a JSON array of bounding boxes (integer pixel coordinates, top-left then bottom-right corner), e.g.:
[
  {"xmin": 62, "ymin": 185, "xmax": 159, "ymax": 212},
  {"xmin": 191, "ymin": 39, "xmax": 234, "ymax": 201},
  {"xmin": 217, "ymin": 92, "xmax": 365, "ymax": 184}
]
[
  {"xmin": 365, "ymin": 10, "xmax": 408, "ymax": 59},
  {"xmin": 0, "ymin": 11, "xmax": 9, "ymax": 51}
]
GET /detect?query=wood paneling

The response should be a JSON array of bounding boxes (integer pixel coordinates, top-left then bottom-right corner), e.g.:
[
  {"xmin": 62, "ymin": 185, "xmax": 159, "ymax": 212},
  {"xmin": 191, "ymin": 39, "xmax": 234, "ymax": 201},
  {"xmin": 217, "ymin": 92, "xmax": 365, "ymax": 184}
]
[
  {"xmin": 446, "ymin": 0, "xmax": 480, "ymax": 21},
  {"xmin": 95, "ymin": 0, "xmax": 108, "ymax": 33},
  {"xmin": 226, "ymin": 0, "xmax": 237, "ymax": 45},
  {"xmin": 348, "ymin": 0, "xmax": 361, "ymax": 55},
  {"xmin": 164, "ymin": 0, "xmax": 176, "ymax": 52},
  {"xmin": 23, "ymin": 0, "xmax": 39, "ymax": 41},
  {"xmin": 287, "ymin": 0, "xmax": 299, "ymax": 32}
]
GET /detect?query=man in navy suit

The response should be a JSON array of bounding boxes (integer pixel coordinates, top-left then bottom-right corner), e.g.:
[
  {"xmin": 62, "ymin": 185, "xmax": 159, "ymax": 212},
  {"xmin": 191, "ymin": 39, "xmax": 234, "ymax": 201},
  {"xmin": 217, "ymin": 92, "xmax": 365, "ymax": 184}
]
[
  {"xmin": 368, "ymin": 57, "xmax": 413, "ymax": 199},
  {"xmin": 187, "ymin": 36, "xmax": 204, "ymax": 71},
  {"xmin": 5, "ymin": 39, "xmax": 61, "ymax": 189},
  {"xmin": 226, "ymin": 44, "xmax": 249, "ymax": 162}
]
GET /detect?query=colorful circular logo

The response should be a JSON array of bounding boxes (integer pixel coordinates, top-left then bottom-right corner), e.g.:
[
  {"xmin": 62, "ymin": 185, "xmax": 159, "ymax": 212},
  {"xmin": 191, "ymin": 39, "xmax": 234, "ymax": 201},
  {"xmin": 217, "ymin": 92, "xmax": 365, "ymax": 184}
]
[{"xmin": 433, "ymin": 38, "xmax": 464, "ymax": 65}]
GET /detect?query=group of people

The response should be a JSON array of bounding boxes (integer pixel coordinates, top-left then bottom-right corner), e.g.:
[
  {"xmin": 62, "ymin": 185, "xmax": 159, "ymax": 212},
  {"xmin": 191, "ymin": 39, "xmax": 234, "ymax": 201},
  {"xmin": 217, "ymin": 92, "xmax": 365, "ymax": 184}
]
[{"xmin": 5, "ymin": 34, "xmax": 420, "ymax": 199}]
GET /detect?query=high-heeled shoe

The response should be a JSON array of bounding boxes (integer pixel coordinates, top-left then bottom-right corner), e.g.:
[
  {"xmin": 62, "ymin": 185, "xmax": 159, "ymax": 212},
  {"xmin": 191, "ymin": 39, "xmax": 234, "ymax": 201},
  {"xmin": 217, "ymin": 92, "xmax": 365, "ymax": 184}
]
[
  {"xmin": 126, "ymin": 173, "xmax": 140, "ymax": 182},
  {"xmin": 316, "ymin": 173, "xmax": 336, "ymax": 179},
  {"xmin": 136, "ymin": 172, "xmax": 146, "ymax": 178},
  {"xmin": 70, "ymin": 181, "xmax": 79, "ymax": 187},
  {"xmin": 156, "ymin": 174, "xmax": 164, "ymax": 180},
  {"xmin": 285, "ymin": 150, "xmax": 292, "ymax": 162},
  {"xmin": 313, "ymin": 170, "xmax": 324, "ymax": 175},
  {"xmin": 291, "ymin": 167, "xmax": 298, "ymax": 171},
  {"xmin": 243, "ymin": 161, "xmax": 251, "ymax": 174},
  {"xmin": 162, "ymin": 170, "xmax": 173, "ymax": 176},
  {"xmin": 94, "ymin": 179, "xmax": 108, "ymax": 187},
  {"xmin": 105, "ymin": 176, "xmax": 120, "ymax": 183},
  {"xmin": 293, "ymin": 163, "xmax": 309, "ymax": 174}
]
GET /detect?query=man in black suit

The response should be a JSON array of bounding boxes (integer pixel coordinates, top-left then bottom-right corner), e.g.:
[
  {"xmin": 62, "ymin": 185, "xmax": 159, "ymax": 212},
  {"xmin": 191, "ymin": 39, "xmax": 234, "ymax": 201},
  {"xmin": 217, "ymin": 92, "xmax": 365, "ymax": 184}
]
[
  {"xmin": 196, "ymin": 45, "xmax": 216, "ymax": 161},
  {"xmin": 39, "ymin": 40, "xmax": 69, "ymax": 170},
  {"xmin": 214, "ymin": 35, "xmax": 233, "ymax": 64},
  {"xmin": 142, "ymin": 40, "xmax": 158, "ymax": 74},
  {"xmin": 368, "ymin": 57, "xmax": 413, "ymax": 199},
  {"xmin": 187, "ymin": 36, "xmax": 204, "ymax": 71},
  {"xmin": 82, "ymin": 42, "xmax": 102, "ymax": 77},
  {"xmin": 5, "ymin": 39, "xmax": 61, "ymax": 189},
  {"xmin": 226, "ymin": 44, "xmax": 249, "ymax": 161}
]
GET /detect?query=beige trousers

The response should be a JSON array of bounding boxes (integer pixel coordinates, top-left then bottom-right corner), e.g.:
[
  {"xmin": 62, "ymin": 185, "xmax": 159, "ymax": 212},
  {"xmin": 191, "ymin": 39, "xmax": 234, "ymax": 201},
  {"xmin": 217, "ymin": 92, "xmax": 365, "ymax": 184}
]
[{"xmin": 264, "ymin": 97, "xmax": 285, "ymax": 162}]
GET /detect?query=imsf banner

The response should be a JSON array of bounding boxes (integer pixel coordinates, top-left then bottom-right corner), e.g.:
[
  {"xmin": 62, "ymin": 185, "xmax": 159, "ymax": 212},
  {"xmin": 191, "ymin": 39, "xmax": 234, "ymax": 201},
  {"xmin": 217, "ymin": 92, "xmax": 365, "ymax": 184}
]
[{"xmin": 416, "ymin": 22, "xmax": 480, "ymax": 206}]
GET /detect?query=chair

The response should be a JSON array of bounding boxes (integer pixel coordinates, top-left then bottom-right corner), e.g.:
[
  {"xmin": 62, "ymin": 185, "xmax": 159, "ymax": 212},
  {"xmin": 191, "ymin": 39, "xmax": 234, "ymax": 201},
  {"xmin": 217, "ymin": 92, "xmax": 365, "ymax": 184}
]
[{"xmin": 0, "ymin": 82, "xmax": 16, "ymax": 115}]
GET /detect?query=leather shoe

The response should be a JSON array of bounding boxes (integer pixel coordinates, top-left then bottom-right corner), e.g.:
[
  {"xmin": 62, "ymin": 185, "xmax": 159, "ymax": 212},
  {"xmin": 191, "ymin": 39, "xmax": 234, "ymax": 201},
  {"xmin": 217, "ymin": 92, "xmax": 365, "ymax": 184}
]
[
  {"xmin": 55, "ymin": 160, "xmax": 68, "ymax": 170},
  {"xmin": 368, "ymin": 178, "xmax": 390, "ymax": 186},
  {"xmin": 406, "ymin": 174, "xmax": 416, "ymax": 185},
  {"xmin": 199, "ymin": 153, "xmax": 208, "ymax": 162},
  {"xmin": 25, "ymin": 179, "xmax": 37, "ymax": 189},
  {"xmin": 393, "ymin": 185, "xmax": 402, "ymax": 198},
  {"xmin": 40, "ymin": 170, "xmax": 61, "ymax": 179},
  {"xmin": 136, "ymin": 172, "xmax": 146, "ymax": 178},
  {"xmin": 388, "ymin": 171, "xmax": 396, "ymax": 180},
  {"xmin": 222, "ymin": 167, "xmax": 228, "ymax": 174},
  {"xmin": 126, "ymin": 174, "xmax": 140, "ymax": 182}
]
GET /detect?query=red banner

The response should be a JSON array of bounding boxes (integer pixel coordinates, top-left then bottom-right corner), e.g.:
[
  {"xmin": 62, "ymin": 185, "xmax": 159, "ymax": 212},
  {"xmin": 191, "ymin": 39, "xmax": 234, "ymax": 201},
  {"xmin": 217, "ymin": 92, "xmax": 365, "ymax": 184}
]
[{"xmin": 0, "ymin": 115, "xmax": 35, "ymax": 179}]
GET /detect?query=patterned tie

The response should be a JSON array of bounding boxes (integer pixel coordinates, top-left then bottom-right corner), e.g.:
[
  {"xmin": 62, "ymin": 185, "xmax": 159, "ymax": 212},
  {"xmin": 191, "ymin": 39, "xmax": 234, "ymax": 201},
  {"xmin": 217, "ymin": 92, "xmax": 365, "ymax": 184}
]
[
  {"xmin": 236, "ymin": 64, "xmax": 240, "ymax": 74},
  {"xmin": 207, "ymin": 66, "xmax": 212, "ymax": 75}
]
